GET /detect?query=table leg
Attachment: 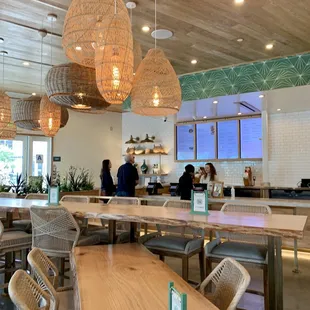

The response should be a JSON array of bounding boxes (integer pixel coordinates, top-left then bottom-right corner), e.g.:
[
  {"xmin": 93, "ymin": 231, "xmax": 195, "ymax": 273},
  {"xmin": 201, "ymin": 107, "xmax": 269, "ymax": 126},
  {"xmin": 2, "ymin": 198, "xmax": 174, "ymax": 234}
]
[
  {"xmin": 129, "ymin": 222, "xmax": 137, "ymax": 243},
  {"xmin": 276, "ymin": 237, "xmax": 283, "ymax": 310},
  {"xmin": 268, "ymin": 236, "xmax": 276, "ymax": 310},
  {"xmin": 108, "ymin": 220, "xmax": 116, "ymax": 244},
  {"xmin": 292, "ymin": 208, "xmax": 300, "ymax": 273},
  {"xmin": 7, "ymin": 212, "xmax": 13, "ymax": 228}
]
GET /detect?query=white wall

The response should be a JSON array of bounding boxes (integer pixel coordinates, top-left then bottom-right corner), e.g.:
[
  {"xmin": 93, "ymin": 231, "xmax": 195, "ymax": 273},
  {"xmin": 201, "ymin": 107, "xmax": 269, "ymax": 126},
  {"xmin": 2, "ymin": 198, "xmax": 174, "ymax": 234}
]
[{"xmin": 53, "ymin": 110, "xmax": 123, "ymax": 187}]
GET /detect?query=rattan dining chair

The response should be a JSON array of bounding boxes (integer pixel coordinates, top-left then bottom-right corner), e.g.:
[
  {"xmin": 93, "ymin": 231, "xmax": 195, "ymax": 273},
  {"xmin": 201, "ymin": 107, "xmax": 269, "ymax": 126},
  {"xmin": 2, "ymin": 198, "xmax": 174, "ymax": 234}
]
[
  {"xmin": 25, "ymin": 194, "xmax": 48, "ymax": 200},
  {"xmin": 205, "ymin": 202, "xmax": 272, "ymax": 309},
  {"xmin": 28, "ymin": 247, "xmax": 74, "ymax": 310},
  {"xmin": 30, "ymin": 206, "xmax": 100, "ymax": 285},
  {"xmin": 60, "ymin": 195, "xmax": 90, "ymax": 203},
  {"xmin": 0, "ymin": 220, "xmax": 32, "ymax": 288},
  {"xmin": 139, "ymin": 200, "xmax": 205, "ymax": 283},
  {"xmin": 199, "ymin": 257, "xmax": 251, "ymax": 310},
  {"xmin": 0, "ymin": 192, "xmax": 16, "ymax": 224},
  {"xmin": 9, "ymin": 269, "xmax": 52, "ymax": 310}
]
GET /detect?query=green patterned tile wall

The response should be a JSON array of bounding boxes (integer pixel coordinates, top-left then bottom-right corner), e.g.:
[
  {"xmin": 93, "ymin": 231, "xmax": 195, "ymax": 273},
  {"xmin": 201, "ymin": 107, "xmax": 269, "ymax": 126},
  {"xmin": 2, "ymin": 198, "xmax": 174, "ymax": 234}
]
[
  {"xmin": 122, "ymin": 53, "xmax": 310, "ymax": 109},
  {"xmin": 179, "ymin": 53, "xmax": 310, "ymax": 101}
]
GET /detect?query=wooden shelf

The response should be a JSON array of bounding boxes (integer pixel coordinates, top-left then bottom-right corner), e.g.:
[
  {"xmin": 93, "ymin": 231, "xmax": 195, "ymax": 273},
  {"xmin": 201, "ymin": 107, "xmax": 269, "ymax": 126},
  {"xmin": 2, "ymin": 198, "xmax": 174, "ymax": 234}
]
[
  {"xmin": 139, "ymin": 174, "xmax": 168, "ymax": 177},
  {"xmin": 123, "ymin": 153, "xmax": 168, "ymax": 156}
]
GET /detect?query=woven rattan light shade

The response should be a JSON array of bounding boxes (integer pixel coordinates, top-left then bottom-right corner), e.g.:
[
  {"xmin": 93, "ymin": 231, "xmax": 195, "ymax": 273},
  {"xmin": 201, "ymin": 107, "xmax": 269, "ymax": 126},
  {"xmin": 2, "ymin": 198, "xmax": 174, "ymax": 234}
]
[
  {"xmin": 133, "ymin": 40, "xmax": 142, "ymax": 73},
  {"xmin": 12, "ymin": 96, "xmax": 41, "ymax": 130},
  {"xmin": 60, "ymin": 107, "xmax": 69, "ymax": 127},
  {"xmin": 0, "ymin": 91, "xmax": 12, "ymax": 131},
  {"xmin": 40, "ymin": 95, "xmax": 61, "ymax": 137},
  {"xmin": 0, "ymin": 122, "xmax": 16, "ymax": 140},
  {"xmin": 95, "ymin": 13, "xmax": 133, "ymax": 105},
  {"xmin": 62, "ymin": 0, "xmax": 128, "ymax": 68},
  {"xmin": 45, "ymin": 63, "xmax": 110, "ymax": 113},
  {"xmin": 131, "ymin": 48, "xmax": 181, "ymax": 116}
]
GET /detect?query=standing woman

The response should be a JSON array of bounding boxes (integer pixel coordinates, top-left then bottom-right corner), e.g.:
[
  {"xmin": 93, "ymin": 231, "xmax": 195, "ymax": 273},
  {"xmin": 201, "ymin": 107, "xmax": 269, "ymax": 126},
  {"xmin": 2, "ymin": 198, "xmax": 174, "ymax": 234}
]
[
  {"xmin": 100, "ymin": 160, "xmax": 115, "ymax": 196},
  {"xmin": 200, "ymin": 163, "xmax": 218, "ymax": 184}
]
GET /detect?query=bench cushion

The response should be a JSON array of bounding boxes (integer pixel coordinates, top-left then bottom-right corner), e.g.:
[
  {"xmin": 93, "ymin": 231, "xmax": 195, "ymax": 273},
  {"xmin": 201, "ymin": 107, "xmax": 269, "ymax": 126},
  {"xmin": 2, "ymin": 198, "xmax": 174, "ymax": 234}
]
[
  {"xmin": 209, "ymin": 241, "xmax": 267, "ymax": 263},
  {"xmin": 144, "ymin": 235, "xmax": 203, "ymax": 254}
]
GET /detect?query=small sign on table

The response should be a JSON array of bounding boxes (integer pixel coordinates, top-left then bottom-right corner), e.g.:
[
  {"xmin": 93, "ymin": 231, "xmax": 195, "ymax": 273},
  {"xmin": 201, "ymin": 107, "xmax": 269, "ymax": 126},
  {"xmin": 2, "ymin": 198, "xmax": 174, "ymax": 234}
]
[
  {"xmin": 168, "ymin": 282, "xmax": 187, "ymax": 310},
  {"xmin": 48, "ymin": 186, "xmax": 60, "ymax": 206},
  {"xmin": 190, "ymin": 190, "xmax": 209, "ymax": 215}
]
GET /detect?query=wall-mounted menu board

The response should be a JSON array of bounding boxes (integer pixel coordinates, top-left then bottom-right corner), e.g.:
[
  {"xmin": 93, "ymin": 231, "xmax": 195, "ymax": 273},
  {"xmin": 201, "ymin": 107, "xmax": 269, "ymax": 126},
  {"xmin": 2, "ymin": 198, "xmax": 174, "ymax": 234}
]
[
  {"xmin": 217, "ymin": 120, "xmax": 239, "ymax": 159},
  {"xmin": 196, "ymin": 123, "xmax": 216, "ymax": 160},
  {"xmin": 175, "ymin": 116, "xmax": 262, "ymax": 161},
  {"xmin": 176, "ymin": 124, "xmax": 195, "ymax": 160},
  {"xmin": 240, "ymin": 118, "xmax": 262, "ymax": 158}
]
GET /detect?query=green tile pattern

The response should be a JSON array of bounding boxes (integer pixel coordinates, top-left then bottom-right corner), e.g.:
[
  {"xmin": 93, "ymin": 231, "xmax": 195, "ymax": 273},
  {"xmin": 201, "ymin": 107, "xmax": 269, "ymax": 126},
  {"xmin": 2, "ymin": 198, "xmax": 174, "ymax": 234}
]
[{"xmin": 122, "ymin": 53, "xmax": 310, "ymax": 109}]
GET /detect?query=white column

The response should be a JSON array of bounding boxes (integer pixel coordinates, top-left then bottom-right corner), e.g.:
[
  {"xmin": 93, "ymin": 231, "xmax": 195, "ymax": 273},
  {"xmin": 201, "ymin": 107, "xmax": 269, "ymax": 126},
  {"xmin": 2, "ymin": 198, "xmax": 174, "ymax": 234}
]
[{"xmin": 262, "ymin": 109, "xmax": 269, "ymax": 184}]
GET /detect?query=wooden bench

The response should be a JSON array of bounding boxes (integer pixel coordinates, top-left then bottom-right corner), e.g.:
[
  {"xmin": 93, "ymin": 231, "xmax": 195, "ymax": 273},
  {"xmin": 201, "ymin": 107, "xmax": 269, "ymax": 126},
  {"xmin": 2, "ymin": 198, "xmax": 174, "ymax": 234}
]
[{"xmin": 71, "ymin": 244, "xmax": 218, "ymax": 310}]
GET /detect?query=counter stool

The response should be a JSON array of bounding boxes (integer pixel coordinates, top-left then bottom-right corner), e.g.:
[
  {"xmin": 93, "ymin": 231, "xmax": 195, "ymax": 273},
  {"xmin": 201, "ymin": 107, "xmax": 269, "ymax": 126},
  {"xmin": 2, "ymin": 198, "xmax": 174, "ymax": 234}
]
[{"xmin": 205, "ymin": 203, "xmax": 271, "ymax": 309}]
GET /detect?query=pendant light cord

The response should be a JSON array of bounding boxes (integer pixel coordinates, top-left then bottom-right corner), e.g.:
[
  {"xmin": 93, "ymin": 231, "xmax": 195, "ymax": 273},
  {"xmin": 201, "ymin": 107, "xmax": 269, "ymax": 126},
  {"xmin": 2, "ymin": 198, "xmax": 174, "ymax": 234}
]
[
  {"xmin": 50, "ymin": 18, "xmax": 53, "ymax": 66},
  {"xmin": 40, "ymin": 36, "xmax": 43, "ymax": 95},
  {"xmin": 2, "ymin": 53, "xmax": 4, "ymax": 89},
  {"xmin": 155, "ymin": 0, "xmax": 157, "ymax": 50},
  {"xmin": 114, "ymin": 0, "xmax": 117, "ymax": 15}
]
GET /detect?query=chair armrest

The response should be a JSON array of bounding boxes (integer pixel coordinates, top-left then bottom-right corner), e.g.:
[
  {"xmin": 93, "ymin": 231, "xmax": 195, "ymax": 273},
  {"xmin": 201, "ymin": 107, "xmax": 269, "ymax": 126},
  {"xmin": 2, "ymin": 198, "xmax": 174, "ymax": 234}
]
[
  {"xmin": 204, "ymin": 238, "xmax": 221, "ymax": 255},
  {"xmin": 56, "ymin": 286, "xmax": 73, "ymax": 292},
  {"xmin": 138, "ymin": 232, "xmax": 161, "ymax": 244}
]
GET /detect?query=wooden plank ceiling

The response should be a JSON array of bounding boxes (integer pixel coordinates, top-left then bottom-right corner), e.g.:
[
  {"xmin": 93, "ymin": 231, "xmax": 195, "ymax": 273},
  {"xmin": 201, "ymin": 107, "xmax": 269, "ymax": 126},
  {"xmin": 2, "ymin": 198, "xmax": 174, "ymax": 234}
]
[{"xmin": 1, "ymin": 0, "xmax": 310, "ymax": 100}]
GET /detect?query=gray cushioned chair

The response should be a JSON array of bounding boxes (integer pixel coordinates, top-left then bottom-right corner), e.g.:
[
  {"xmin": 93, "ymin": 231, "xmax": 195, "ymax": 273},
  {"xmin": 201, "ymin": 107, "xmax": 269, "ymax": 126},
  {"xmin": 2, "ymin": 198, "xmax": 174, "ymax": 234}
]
[
  {"xmin": 205, "ymin": 202, "xmax": 271, "ymax": 309},
  {"xmin": 139, "ymin": 200, "xmax": 205, "ymax": 283}
]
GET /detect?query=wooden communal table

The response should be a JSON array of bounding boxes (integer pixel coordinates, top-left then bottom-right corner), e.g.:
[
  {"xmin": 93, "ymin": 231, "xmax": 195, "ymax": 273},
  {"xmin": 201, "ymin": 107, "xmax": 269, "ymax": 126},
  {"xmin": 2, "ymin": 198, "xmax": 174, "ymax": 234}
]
[
  {"xmin": 0, "ymin": 198, "xmax": 306, "ymax": 310},
  {"xmin": 71, "ymin": 244, "xmax": 218, "ymax": 310}
]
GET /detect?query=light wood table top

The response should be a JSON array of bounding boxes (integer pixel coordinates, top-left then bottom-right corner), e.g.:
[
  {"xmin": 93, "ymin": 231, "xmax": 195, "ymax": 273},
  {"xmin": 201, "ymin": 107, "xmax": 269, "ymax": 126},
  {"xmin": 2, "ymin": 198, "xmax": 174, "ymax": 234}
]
[
  {"xmin": 71, "ymin": 244, "xmax": 218, "ymax": 310},
  {"xmin": 0, "ymin": 198, "xmax": 306, "ymax": 239}
]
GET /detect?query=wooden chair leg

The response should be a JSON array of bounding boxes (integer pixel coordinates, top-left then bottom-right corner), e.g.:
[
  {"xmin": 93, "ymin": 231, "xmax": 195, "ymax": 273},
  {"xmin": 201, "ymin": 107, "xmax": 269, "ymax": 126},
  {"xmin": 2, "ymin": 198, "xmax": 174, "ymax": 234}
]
[
  {"xmin": 159, "ymin": 255, "xmax": 165, "ymax": 262},
  {"xmin": 206, "ymin": 257, "xmax": 212, "ymax": 276},
  {"xmin": 198, "ymin": 250, "xmax": 205, "ymax": 282},
  {"xmin": 59, "ymin": 257, "xmax": 65, "ymax": 287},
  {"xmin": 182, "ymin": 256, "xmax": 189, "ymax": 282},
  {"xmin": 263, "ymin": 265, "xmax": 269, "ymax": 310},
  {"xmin": 21, "ymin": 249, "xmax": 27, "ymax": 270}
]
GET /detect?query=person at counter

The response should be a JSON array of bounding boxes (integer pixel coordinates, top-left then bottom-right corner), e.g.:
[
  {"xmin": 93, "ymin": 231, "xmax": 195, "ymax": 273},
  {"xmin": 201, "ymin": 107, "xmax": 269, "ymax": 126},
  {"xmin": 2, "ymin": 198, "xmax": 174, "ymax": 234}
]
[
  {"xmin": 100, "ymin": 159, "xmax": 115, "ymax": 196},
  {"xmin": 200, "ymin": 163, "xmax": 218, "ymax": 184},
  {"xmin": 178, "ymin": 164, "xmax": 195, "ymax": 200},
  {"xmin": 116, "ymin": 154, "xmax": 139, "ymax": 197}
]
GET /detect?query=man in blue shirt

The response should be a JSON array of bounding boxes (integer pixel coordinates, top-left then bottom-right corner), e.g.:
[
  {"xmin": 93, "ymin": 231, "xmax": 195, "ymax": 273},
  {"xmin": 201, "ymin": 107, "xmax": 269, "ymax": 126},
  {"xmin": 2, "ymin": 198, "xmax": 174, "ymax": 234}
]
[{"xmin": 117, "ymin": 154, "xmax": 139, "ymax": 197}]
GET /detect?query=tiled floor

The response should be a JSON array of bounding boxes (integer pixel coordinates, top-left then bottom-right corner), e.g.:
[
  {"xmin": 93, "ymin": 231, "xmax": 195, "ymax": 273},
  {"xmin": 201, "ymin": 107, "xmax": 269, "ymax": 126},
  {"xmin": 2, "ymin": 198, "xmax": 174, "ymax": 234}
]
[{"xmin": 1, "ymin": 249, "xmax": 309, "ymax": 309}]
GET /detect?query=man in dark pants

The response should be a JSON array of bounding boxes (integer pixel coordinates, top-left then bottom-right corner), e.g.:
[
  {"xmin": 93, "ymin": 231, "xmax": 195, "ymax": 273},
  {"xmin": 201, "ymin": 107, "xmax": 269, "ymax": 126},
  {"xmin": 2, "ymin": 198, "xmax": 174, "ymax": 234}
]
[{"xmin": 116, "ymin": 154, "xmax": 139, "ymax": 197}]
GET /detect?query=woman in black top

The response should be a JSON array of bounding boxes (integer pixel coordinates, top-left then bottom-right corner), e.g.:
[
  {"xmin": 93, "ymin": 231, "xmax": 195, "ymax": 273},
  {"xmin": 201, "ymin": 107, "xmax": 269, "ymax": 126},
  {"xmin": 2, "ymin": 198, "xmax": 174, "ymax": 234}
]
[
  {"xmin": 178, "ymin": 164, "xmax": 194, "ymax": 200},
  {"xmin": 100, "ymin": 159, "xmax": 115, "ymax": 196}
]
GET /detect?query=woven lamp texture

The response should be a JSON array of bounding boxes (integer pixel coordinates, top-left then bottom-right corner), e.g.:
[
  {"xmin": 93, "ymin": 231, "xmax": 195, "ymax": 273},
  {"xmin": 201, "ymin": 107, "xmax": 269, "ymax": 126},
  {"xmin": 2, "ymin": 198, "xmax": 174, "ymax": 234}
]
[
  {"xmin": 62, "ymin": 0, "xmax": 128, "ymax": 68},
  {"xmin": 95, "ymin": 12, "xmax": 133, "ymax": 105},
  {"xmin": 0, "ymin": 122, "xmax": 16, "ymax": 140},
  {"xmin": 0, "ymin": 91, "xmax": 12, "ymax": 131},
  {"xmin": 12, "ymin": 96, "xmax": 41, "ymax": 130},
  {"xmin": 60, "ymin": 107, "xmax": 69, "ymax": 127},
  {"xmin": 133, "ymin": 40, "xmax": 142, "ymax": 73},
  {"xmin": 131, "ymin": 48, "xmax": 181, "ymax": 116},
  {"xmin": 40, "ymin": 95, "xmax": 61, "ymax": 137},
  {"xmin": 45, "ymin": 63, "xmax": 110, "ymax": 113}
]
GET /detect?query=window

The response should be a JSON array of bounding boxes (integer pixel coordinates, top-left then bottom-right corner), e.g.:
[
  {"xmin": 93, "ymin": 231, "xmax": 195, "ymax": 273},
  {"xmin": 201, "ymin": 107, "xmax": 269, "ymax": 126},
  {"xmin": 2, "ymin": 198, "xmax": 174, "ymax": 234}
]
[{"xmin": 0, "ymin": 135, "xmax": 52, "ymax": 184}]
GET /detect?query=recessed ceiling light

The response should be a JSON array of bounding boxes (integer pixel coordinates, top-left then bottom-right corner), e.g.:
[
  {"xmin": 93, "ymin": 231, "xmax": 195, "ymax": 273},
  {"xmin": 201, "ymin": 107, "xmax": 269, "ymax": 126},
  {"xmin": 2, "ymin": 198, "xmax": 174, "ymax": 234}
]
[
  {"xmin": 237, "ymin": 38, "xmax": 244, "ymax": 42},
  {"xmin": 142, "ymin": 26, "xmax": 150, "ymax": 32},
  {"xmin": 32, "ymin": 92, "xmax": 36, "ymax": 96},
  {"xmin": 191, "ymin": 59, "xmax": 197, "ymax": 64},
  {"xmin": 23, "ymin": 61, "xmax": 30, "ymax": 66},
  {"xmin": 0, "ymin": 51, "xmax": 8, "ymax": 55},
  {"xmin": 259, "ymin": 94, "xmax": 265, "ymax": 98},
  {"xmin": 203, "ymin": 116, "xmax": 207, "ymax": 119},
  {"xmin": 234, "ymin": 0, "xmax": 245, "ymax": 5},
  {"xmin": 213, "ymin": 100, "xmax": 218, "ymax": 104},
  {"xmin": 75, "ymin": 46, "xmax": 82, "ymax": 51},
  {"xmin": 47, "ymin": 13, "xmax": 57, "ymax": 22},
  {"xmin": 126, "ymin": 2, "xmax": 136, "ymax": 9},
  {"xmin": 238, "ymin": 112, "xmax": 242, "ymax": 115},
  {"xmin": 265, "ymin": 43, "xmax": 274, "ymax": 50},
  {"xmin": 0, "ymin": 38, "xmax": 4, "ymax": 43},
  {"xmin": 277, "ymin": 108, "xmax": 281, "ymax": 111}
]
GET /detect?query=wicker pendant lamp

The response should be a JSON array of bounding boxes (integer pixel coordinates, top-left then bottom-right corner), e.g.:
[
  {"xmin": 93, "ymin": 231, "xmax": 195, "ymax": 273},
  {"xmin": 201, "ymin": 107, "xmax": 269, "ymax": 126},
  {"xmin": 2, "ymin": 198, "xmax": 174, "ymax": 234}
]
[
  {"xmin": 0, "ymin": 122, "xmax": 16, "ymax": 140},
  {"xmin": 40, "ymin": 95, "xmax": 61, "ymax": 137},
  {"xmin": 45, "ymin": 63, "xmax": 110, "ymax": 113},
  {"xmin": 131, "ymin": 48, "xmax": 181, "ymax": 116},
  {"xmin": 62, "ymin": 0, "xmax": 128, "ymax": 68},
  {"xmin": 95, "ymin": 2, "xmax": 134, "ymax": 105},
  {"xmin": 131, "ymin": 0, "xmax": 181, "ymax": 116},
  {"xmin": 60, "ymin": 107, "xmax": 69, "ymax": 127},
  {"xmin": 12, "ymin": 96, "xmax": 41, "ymax": 130}
]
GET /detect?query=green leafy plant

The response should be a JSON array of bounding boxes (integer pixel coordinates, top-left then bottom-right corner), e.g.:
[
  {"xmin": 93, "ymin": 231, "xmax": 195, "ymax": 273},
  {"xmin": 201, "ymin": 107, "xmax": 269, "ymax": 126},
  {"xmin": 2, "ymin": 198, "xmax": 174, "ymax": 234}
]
[
  {"xmin": 27, "ymin": 176, "xmax": 43, "ymax": 194},
  {"xmin": 60, "ymin": 166, "xmax": 94, "ymax": 192},
  {"xmin": 10, "ymin": 173, "xmax": 26, "ymax": 195}
]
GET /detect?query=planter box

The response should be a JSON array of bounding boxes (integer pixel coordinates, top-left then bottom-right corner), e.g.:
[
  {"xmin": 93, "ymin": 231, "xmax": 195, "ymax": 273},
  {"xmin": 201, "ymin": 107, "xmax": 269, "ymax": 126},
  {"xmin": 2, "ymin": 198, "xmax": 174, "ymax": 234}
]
[{"xmin": 60, "ymin": 189, "xmax": 100, "ymax": 198}]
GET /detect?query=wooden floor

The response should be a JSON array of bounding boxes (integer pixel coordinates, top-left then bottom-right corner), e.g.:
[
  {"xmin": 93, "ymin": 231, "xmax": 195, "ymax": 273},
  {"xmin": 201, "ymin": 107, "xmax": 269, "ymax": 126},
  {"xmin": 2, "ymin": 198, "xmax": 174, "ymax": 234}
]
[{"xmin": 1, "ymin": 249, "xmax": 309, "ymax": 309}]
